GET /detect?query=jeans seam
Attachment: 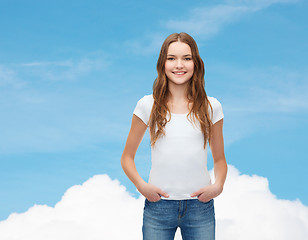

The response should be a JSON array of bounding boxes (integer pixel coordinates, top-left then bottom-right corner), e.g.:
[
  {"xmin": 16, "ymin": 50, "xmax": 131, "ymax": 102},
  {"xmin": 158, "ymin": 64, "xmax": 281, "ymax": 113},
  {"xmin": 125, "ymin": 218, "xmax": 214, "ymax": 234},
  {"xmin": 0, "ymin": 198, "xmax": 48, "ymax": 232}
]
[
  {"xmin": 178, "ymin": 200, "xmax": 188, "ymax": 219},
  {"xmin": 178, "ymin": 201, "xmax": 181, "ymax": 221},
  {"xmin": 181, "ymin": 200, "xmax": 188, "ymax": 219}
]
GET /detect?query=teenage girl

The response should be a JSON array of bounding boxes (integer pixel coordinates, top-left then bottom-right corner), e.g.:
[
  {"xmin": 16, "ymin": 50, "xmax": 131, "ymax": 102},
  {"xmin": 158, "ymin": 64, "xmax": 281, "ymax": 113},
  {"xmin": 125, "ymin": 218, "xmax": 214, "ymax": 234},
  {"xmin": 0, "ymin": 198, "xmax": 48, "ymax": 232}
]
[{"xmin": 121, "ymin": 32, "xmax": 227, "ymax": 240}]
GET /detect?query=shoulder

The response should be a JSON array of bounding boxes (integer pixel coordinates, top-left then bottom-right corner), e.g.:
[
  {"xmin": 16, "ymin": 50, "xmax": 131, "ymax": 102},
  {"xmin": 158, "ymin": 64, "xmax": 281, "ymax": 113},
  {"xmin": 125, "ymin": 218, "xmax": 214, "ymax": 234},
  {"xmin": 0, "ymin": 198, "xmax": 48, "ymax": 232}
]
[
  {"xmin": 207, "ymin": 96, "xmax": 224, "ymax": 124},
  {"xmin": 138, "ymin": 94, "xmax": 154, "ymax": 105},
  {"xmin": 133, "ymin": 94, "xmax": 154, "ymax": 126},
  {"xmin": 136, "ymin": 94, "xmax": 154, "ymax": 108},
  {"xmin": 207, "ymin": 96, "xmax": 222, "ymax": 108}
]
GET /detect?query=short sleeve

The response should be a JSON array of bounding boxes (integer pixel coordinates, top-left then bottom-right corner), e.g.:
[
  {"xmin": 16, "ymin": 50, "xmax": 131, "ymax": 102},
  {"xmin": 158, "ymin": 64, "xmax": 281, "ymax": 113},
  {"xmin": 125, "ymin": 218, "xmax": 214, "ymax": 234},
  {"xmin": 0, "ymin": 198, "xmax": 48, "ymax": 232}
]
[
  {"xmin": 133, "ymin": 95, "xmax": 152, "ymax": 126},
  {"xmin": 209, "ymin": 97, "xmax": 224, "ymax": 125}
]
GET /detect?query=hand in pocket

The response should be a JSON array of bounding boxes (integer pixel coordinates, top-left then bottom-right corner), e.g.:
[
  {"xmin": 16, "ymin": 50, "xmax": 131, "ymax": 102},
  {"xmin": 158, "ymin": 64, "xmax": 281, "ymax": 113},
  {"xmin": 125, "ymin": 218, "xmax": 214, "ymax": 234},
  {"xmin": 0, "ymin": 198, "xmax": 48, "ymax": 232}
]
[
  {"xmin": 138, "ymin": 182, "xmax": 169, "ymax": 202},
  {"xmin": 191, "ymin": 184, "xmax": 223, "ymax": 202}
]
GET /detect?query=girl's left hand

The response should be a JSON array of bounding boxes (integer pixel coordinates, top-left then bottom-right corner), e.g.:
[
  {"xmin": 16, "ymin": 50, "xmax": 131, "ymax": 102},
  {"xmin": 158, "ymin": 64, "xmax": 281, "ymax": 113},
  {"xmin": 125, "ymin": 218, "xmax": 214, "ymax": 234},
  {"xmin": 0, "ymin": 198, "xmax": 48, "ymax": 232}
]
[{"xmin": 190, "ymin": 183, "xmax": 223, "ymax": 202}]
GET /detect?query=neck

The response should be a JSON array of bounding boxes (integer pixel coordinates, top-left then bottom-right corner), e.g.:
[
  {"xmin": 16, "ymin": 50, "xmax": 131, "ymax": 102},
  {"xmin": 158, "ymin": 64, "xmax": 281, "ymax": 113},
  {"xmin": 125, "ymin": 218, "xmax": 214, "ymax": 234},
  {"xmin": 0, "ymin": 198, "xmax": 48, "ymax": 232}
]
[{"xmin": 167, "ymin": 81, "xmax": 189, "ymax": 103}]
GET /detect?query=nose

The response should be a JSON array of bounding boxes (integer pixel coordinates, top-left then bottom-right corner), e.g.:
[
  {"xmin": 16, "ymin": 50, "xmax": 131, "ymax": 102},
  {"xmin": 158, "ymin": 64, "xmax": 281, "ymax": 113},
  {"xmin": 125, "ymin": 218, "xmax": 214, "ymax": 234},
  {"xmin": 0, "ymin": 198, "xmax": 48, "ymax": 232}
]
[{"xmin": 175, "ymin": 59, "xmax": 184, "ymax": 69}]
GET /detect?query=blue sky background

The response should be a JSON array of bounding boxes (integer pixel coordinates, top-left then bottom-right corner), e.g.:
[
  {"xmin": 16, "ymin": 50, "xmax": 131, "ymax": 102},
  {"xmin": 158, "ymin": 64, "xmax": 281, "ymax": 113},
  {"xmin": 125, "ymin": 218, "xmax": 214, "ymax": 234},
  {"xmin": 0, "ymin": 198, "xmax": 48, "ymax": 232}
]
[{"xmin": 0, "ymin": 0, "xmax": 307, "ymax": 220}]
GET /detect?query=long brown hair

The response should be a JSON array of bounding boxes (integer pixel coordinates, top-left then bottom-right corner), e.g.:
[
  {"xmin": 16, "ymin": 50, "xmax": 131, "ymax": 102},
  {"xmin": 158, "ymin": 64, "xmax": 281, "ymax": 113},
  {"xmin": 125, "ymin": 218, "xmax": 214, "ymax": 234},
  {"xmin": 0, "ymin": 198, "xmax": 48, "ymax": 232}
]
[{"xmin": 149, "ymin": 32, "xmax": 214, "ymax": 149}]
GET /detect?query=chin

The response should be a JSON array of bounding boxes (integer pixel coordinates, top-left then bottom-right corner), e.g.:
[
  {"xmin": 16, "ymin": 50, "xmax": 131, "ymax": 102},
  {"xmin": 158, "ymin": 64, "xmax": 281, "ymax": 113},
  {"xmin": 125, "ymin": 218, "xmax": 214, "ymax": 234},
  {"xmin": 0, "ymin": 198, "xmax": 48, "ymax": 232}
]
[{"xmin": 168, "ymin": 79, "xmax": 191, "ymax": 86}]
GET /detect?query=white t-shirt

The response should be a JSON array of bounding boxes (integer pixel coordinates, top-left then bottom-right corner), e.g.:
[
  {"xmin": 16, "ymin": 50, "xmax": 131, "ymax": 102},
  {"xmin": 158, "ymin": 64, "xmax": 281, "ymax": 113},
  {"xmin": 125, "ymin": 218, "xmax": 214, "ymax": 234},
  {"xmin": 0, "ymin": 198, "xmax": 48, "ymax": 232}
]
[{"xmin": 133, "ymin": 94, "xmax": 224, "ymax": 200}]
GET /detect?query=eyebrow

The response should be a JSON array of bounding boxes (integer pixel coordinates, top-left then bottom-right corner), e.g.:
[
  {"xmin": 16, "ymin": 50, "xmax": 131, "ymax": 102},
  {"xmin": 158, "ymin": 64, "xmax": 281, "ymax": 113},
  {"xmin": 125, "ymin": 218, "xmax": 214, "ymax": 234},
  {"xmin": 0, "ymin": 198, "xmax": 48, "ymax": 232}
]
[{"xmin": 167, "ymin": 54, "xmax": 192, "ymax": 57}]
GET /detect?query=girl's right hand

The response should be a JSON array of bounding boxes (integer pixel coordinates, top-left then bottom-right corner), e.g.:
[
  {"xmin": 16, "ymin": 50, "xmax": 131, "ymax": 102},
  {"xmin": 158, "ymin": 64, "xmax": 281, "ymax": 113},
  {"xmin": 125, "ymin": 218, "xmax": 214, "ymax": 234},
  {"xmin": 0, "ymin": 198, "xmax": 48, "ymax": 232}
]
[{"xmin": 138, "ymin": 182, "xmax": 169, "ymax": 202}]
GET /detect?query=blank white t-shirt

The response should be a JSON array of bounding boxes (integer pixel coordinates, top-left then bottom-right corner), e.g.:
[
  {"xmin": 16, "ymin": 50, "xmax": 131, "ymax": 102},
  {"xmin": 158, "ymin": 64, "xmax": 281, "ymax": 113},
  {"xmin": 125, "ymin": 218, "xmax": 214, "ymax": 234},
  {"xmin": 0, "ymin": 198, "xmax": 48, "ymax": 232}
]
[{"xmin": 133, "ymin": 94, "xmax": 224, "ymax": 200}]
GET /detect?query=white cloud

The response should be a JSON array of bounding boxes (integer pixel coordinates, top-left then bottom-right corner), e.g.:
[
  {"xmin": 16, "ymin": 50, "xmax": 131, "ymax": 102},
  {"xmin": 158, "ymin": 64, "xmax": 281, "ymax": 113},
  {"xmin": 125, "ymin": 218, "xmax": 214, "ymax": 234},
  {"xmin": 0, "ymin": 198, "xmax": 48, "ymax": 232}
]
[
  {"xmin": 124, "ymin": 32, "xmax": 166, "ymax": 56},
  {"xmin": 1, "ymin": 52, "xmax": 111, "ymax": 89},
  {"xmin": 165, "ymin": 4, "xmax": 252, "ymax": 38},
  {"xmin": 127, "ymin": 0, "xmax": 299, "ymax": 54},
  {"xmin": 0, "ymin": 165, "xmax": 307, "ymax": 240},
  {"xmin": 17, "ymin": 54, "xmax": 111, "ymax": 82},
  {"xmin": 0, "ymin": 175, "xmax": 144, "ymax": 240},
  {"xmin": 209, "ymin": 64, "xmax": 308, "ymax": 146},
  {"xmin": 224, "ymin": 0, "xmax": 299, "ymax": 8},
  {"xmin": 165, "ymin": 0, "xmax": 299, "ymax": 38},
  {"xmin": 0, "ymin": 112, "xmax": 129, "ymax": 154},
  {"xmin": 215, "ymin": 63, "xmax": 308, "ymax": 114},
  {"xmin": 214, "ymin": 166, "xmax": 308, "ymax": 240},
  {"xmin": 0, "ymin": 53, "xmax": 122, "ymax": 154},
  {"xmin": 214, "ymin": 65, "xmax": 308, "ymax": 113},
  {"xmin": 0, "ymin": 65, "xmax": 25, "ymax": 88}
]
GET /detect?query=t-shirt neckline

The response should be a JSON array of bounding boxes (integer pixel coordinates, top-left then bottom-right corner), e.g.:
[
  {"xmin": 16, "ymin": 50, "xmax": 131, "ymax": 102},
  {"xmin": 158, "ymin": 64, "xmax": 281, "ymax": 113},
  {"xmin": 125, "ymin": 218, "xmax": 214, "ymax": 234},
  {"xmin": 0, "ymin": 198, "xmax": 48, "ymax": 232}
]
[{"xmin": 171, "ymin": 112, "xmax": 189, "ymax": 116}]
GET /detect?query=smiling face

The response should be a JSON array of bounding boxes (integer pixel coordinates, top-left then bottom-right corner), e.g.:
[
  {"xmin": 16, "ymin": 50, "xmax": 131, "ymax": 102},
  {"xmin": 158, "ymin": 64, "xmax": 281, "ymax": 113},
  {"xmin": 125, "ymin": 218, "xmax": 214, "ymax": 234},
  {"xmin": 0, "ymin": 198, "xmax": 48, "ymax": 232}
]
[{"xmin": 164, "ymin": 41, "xmax": 194, "ymax": 87}]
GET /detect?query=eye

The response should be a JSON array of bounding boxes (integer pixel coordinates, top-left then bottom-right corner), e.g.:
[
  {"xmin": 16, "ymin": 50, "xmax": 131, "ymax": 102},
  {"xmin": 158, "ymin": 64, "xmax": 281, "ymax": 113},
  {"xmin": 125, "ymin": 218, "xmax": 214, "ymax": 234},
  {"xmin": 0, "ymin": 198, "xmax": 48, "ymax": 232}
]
[
  {"xmin": 184, "ymin": 57, "xmax": 192, "ymax": 61},
  {"xmin": 167, "ymin": 57, "xmax": 175, "ymax": 61}
]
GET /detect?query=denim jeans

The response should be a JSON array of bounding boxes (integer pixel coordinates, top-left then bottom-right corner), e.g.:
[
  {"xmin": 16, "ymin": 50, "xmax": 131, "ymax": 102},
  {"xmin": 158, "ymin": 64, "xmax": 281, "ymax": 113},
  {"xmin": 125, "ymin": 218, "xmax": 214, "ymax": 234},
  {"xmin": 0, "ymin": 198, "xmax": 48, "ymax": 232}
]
[{"xmin": 142, "ymin": 198, "xmax": 215, "ymax": 240}]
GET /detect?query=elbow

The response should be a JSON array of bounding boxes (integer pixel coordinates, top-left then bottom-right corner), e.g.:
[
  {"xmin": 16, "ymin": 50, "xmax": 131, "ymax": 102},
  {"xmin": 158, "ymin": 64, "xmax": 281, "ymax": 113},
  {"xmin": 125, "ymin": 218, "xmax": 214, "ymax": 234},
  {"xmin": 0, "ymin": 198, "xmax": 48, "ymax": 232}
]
[
  {"xmin": 120, "ymin": 153, "xmax": 134, "ymax": 171},
  {"xmin": 120, "ymin": 155, "xmax": 126, "ymax": 170}
]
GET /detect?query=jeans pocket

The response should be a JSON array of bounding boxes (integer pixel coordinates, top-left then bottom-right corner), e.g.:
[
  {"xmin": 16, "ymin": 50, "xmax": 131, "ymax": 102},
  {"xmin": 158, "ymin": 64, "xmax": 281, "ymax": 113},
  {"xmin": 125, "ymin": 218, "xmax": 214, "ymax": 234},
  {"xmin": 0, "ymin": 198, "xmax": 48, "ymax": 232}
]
[
  {"xmin": 197, "ymin": 198, "xmax": 213, "ymax": 204},
  {"xmin": 146, "ymin": 198, "xmax": 162, "ymax": 203}
]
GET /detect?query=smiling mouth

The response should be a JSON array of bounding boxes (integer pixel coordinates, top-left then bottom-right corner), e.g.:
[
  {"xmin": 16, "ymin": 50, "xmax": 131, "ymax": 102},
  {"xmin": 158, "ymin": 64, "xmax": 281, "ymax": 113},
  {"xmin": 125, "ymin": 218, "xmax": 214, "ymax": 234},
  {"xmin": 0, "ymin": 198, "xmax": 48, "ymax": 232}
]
[{"xmin": 173, "ymin": 71, "xmax": 186, "ymax": 75}]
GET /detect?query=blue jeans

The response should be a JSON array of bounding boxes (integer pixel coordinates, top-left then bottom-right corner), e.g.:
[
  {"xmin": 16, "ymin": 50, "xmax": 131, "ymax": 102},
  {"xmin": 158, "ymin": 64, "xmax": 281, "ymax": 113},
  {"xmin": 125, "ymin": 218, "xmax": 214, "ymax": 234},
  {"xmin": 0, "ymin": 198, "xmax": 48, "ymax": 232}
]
[{"xmin": 142, "ymin": 198, "xmax": 215, "ymax": 240}]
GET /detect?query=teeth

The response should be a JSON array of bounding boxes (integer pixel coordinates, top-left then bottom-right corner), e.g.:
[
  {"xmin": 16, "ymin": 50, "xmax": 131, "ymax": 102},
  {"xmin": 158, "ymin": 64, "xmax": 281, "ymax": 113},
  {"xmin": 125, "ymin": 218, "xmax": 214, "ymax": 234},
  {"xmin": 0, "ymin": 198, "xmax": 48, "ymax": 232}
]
[{"xmin": 174, "ymin": 72, "xmax": 185, "ymax": 75}]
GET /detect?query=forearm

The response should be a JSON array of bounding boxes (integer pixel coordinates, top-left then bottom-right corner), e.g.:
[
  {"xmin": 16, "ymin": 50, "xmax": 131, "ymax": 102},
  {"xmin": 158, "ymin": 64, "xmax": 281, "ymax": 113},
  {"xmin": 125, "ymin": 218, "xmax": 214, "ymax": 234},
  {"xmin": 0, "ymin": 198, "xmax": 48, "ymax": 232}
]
[
  {"xmin": 213, "ymin": 157, "xmax": 228, "ymax": 190},
  {"xmin": 121, "ymin": 156, "xmax": 146, "ymax": 190}
]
